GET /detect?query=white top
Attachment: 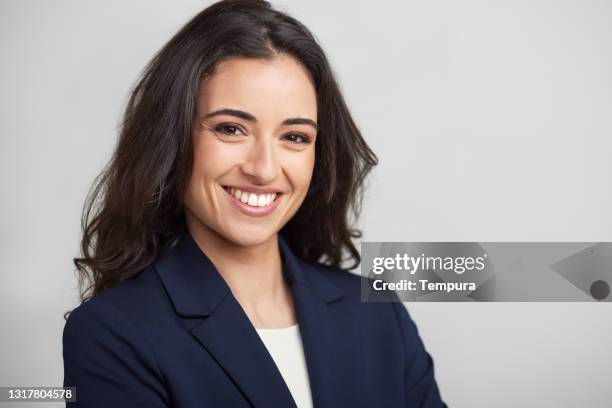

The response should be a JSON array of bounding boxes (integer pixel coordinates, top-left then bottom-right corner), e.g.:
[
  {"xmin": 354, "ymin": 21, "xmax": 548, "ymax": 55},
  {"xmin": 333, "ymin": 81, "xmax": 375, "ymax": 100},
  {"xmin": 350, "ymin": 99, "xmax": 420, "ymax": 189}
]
[{"xmin": 255, "ymin": 324, "xmax": 314, "ymax": 408}]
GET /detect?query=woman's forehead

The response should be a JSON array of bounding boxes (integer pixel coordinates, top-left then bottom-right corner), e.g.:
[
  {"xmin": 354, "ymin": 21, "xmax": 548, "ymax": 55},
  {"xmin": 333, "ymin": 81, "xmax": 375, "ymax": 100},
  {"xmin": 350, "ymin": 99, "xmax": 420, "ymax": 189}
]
[{"xmin": 197, "ymin": 55, "xmax": 317, "ymax": 122}]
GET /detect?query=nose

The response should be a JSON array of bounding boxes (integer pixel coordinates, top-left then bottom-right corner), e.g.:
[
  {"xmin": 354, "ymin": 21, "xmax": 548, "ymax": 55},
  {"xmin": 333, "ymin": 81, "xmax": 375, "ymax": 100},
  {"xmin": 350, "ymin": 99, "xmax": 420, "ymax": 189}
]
[{"xmin": 239, "ymin": 137, "xmax": 280, "ymax": 184}]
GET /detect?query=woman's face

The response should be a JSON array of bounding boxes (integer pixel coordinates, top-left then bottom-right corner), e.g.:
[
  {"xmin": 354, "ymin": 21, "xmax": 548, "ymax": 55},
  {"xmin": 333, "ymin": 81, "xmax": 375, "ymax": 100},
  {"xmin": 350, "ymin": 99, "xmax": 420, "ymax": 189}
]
[{"xmin": 184, "ymin": 55, "xmax": 318, "ymax": 248}]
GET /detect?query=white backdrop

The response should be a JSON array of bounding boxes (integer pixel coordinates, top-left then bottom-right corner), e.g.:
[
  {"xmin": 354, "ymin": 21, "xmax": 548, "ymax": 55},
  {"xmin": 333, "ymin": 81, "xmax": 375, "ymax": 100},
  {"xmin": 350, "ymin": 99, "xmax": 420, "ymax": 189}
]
[{"xmin": 1, "ymin": 1, "xmax": 611, "ymax": 407}]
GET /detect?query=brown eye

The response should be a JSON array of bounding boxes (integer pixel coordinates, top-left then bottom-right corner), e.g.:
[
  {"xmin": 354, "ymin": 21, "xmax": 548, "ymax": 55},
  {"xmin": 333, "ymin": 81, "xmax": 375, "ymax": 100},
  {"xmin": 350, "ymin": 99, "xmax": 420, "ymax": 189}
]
[
  {"xmin": 283, "ymin": 133, "xmax": 311, "ymax": 144},
  {"xmin": 214, "ymin": 124, "xmax": 244, "ymax": 136}
]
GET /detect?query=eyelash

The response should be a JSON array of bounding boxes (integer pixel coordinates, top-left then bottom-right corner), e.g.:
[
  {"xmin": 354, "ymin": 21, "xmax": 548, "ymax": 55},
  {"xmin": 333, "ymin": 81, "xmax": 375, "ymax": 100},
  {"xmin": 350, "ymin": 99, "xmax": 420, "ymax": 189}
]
[{"xmin": 213, "ymin": 123, "xmax": 312, "ymax": 145}]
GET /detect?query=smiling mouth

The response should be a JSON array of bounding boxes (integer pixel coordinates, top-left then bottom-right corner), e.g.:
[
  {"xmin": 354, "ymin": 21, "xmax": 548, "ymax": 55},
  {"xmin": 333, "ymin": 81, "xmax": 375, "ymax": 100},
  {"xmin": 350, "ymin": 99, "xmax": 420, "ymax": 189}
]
[{"xmin": 222, "ymin": 186, "xmax": 282, "ymax": 208}]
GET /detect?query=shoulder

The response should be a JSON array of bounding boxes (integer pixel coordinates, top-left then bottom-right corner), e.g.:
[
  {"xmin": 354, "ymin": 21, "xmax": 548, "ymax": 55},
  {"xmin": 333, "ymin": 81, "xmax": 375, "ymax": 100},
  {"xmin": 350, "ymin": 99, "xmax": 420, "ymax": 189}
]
[
  {"xmin": 298, "ymin": 258, "xmax": 400, "ymax": 306},
  {"xmin": 297, "ymin": 258, "xmax": 412, "ymax": 328},
  {"xmin": 62, "ymin": 267, "xmax": 170, "ymax": 405},
  {"xmin": 299, "ymin": 261, "xmax": 446, "ymax": 406},
  {"xmin": 297, "ymin": 258, "xmax": 366, "ymax": 298},
  {"xmin": 63, "ymin": 265, "xmax": 171, "ymax": 349},
  {"xmin": 299, "ymin": 258, "xmax": 427, "ymax": 346}
]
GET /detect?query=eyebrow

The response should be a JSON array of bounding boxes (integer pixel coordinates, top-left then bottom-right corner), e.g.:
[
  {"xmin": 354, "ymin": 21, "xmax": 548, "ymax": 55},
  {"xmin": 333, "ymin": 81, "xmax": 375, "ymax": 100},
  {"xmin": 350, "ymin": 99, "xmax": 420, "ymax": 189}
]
[{"xmin": 202, "ymin": 108, "xmax": 319, "ymax": 130}]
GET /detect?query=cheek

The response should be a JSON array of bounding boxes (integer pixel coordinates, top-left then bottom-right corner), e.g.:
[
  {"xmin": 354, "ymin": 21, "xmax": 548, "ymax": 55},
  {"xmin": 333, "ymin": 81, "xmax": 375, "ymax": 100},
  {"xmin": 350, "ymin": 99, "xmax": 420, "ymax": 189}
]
[
  {"xmin": 185, "ymin": 136, "xmax": 232, "ymax": 211},
  {"xmin": 285, "ymin": 149, "xmax": 315, "ymax": 193},
  {"xmin": 191, "ymin": 134, "xmax": 240, "ymax": 180}
]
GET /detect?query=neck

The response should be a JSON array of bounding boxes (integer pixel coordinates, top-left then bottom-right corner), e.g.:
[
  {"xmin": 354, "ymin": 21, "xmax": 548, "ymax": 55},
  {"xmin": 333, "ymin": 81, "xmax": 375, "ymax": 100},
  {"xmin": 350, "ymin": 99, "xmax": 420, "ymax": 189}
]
[{"xmin": 184, "ymin": 211, "xmax": 290, "ymax": 316}]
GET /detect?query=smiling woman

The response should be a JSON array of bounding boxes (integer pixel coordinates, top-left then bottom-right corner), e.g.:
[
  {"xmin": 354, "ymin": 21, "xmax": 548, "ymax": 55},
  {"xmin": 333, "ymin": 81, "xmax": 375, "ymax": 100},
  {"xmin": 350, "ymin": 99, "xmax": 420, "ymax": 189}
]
[
  {"xmin": 62, "ymin": 0, "xmax": 446, "ymax": 407},
  {"xmin": 185, "ymin": 56, "xmax": 317, "ymax": 249}
]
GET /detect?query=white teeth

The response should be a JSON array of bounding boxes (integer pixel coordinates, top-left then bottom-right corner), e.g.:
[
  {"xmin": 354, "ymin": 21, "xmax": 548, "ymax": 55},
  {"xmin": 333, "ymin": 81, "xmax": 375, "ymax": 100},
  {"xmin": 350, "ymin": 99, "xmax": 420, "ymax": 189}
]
[
  {"xmin": 240, "ymin": 191, "xmax": 249, "ymax": 203},
  {"xmin": 226, "ymin": 187, "xmax": 279, "ymax": 208}
]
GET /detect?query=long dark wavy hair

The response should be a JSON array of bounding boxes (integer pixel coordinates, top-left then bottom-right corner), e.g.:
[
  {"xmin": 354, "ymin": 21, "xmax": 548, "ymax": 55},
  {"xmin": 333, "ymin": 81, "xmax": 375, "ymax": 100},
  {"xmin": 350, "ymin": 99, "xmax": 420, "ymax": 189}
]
[{"xmin": 70, "ymin": 0, "xmax": 377, "ymax": 314}]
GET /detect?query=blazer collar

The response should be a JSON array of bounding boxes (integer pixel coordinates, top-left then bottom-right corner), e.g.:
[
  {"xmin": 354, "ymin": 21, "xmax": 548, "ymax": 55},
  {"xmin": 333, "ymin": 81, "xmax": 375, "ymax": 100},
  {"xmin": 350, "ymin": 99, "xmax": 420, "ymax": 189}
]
[{"xmin": 154, "ymin": 226, "xmax": 344, "ymax": 318}]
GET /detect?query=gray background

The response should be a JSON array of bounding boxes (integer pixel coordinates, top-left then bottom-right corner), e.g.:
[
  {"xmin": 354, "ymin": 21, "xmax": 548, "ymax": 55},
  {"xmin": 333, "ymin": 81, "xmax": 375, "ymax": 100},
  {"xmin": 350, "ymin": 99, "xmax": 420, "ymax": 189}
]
[{"xmin": 1, "ymin": 0, "xmax": 611, "ymax": 406}]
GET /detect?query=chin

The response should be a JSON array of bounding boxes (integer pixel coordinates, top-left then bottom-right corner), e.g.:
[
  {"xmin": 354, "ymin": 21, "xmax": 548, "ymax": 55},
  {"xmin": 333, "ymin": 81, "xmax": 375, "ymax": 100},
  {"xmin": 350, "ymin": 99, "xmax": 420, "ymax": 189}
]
[{"xmin": 221, "ymin": 225, "xmax": 278, "ymax": 248}]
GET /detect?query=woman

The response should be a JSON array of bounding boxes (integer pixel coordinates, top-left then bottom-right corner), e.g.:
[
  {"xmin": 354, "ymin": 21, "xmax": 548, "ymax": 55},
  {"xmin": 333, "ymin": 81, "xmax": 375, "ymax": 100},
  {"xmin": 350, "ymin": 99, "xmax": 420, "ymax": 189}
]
[{"xmin": 62, "ymin": 1, "xmax": 446, "ymax": 407}]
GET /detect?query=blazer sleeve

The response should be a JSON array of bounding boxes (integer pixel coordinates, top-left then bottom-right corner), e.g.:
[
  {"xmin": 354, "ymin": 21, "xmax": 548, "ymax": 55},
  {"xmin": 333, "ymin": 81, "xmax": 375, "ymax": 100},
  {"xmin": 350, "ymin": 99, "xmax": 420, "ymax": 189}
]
[
  {"xmin": 391, "ymin": 301, "xmax": 447, "ymax": 408},
  {"xmin": 62, "ymin": 301, "xmax": 169, "ymax": 407}
]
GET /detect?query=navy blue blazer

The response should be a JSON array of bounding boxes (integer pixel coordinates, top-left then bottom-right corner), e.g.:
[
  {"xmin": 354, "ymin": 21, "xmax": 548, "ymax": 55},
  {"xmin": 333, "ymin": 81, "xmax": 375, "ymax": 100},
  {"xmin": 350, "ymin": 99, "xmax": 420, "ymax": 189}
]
[{"xmin": 63, "ymin": 229, "xmax": 446, "ymax": 407}]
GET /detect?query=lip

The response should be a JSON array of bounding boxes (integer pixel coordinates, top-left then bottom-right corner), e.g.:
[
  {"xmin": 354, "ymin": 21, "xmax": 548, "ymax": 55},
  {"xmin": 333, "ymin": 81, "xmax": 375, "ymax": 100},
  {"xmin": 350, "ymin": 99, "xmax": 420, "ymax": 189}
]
[
  {"xmin": 221, "ymin": 185, "xmax": 283, "ymax": 217},
  {"xmin": 222, "ymin": 185, "xmax": 285, "ymax": 195}
]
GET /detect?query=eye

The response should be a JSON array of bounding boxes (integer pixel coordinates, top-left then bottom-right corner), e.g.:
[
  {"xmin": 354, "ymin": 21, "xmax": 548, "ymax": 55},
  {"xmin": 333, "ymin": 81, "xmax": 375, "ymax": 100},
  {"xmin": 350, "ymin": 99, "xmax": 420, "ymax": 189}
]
[
  {"xmin": 282, "ymin": 133, "xmax": 311, "ymax": 145},
  {"xmin": 214, "ymin": 123, "xmax": 245, "ymax": 136}
]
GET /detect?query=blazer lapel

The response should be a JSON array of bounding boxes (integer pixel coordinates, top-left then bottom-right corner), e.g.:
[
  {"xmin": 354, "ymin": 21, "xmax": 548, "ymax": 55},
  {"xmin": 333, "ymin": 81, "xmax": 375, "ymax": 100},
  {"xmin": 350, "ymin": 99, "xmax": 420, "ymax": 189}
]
[
  {"xmin": 154, "ymin": 225, "xmax": 363, "ymax": 407},
  {"xmin": 279, "ymin": 238, "xmax": 365, "ymax": 408},
  {"xmin": 191, "ymin": 292, "xmax": 298, "ymax": 407}
]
